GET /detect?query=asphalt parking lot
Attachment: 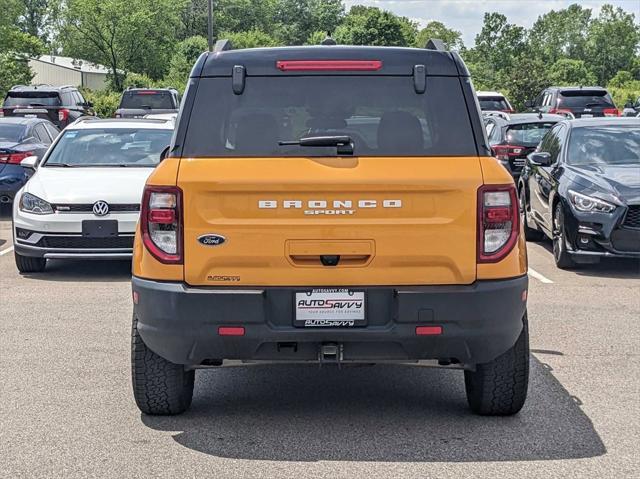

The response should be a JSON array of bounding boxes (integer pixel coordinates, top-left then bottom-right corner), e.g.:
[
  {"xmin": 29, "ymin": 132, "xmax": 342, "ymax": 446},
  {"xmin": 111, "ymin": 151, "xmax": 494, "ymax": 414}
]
[{"xmin": 1, "ymin": 209, "xmax": 638, "ymax": 478}]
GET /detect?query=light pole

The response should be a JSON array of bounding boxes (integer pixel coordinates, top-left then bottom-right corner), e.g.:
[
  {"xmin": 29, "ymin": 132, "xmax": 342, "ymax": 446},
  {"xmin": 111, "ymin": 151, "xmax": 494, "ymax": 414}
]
[{"xmin": 208, "ymin": 0, "xmax": 214, "ymax": 52}]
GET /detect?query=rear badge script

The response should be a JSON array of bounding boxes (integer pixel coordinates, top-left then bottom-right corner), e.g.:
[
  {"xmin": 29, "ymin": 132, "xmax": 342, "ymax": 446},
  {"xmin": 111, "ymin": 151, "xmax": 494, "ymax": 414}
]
[{"xmin": 198, "ymin": 234, "xmax": 226, "ymax": 246}]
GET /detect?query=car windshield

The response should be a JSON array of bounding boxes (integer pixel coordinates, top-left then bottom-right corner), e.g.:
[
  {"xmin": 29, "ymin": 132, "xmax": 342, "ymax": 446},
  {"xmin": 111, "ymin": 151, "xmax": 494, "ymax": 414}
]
[
  {"xmin": 119, "ymin": 91, "xmax": 175, "ymax": 109},
  {"xmin": 44, "ymin": 128, "xmax": 173, "ymax": 167},
  {"xmin": 3, "ymin": 92, "xmax": 61, "ymax": 107},
  {"xmin": 559, "ymin": 90, "xmax": 615, "ymax": 108},
  {"xmin": 506, "ymin": 122, "xmax": 557, "ymax": 146},
  {"xmin": 182, "ymin": 76, "xmax": 477, "ymax": 157},
  {"xmin": 479, "ymin": 97, "xmax": 510, "ymax": 111},
  {"xmin": 0, "ymin": 124, "xmax": 26, "ymax": 142},
  {"xmin": 567, "ymin": 125, "xmax": 640, "ymax": 166}
]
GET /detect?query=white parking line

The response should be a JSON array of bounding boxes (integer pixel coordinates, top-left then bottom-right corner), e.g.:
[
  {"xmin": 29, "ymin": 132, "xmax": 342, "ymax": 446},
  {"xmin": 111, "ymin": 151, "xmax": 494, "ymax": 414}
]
[
  {"xmin": 529, "ymin": 268, "xmax": 554, "ymax": 284},
  {"xmin": 0, "ymin": 246, "xmax": 14, "ymax": 256}
]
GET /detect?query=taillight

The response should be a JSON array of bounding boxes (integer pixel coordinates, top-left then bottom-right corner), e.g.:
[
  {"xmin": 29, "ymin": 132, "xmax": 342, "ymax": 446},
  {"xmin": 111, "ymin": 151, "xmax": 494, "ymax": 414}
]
[
  {"xmin": 58, "ymin": 108, "xmax": 69, "ymax": 122},
  {"xmin": 491, "ymin": 144, "xmax": 525, "ymax": 161},
  {"xmin": 276, "ymin": 60, "xmax": 382, "ymax": 71},
  {"xmin": 477, "ymin": 185, "xmax": 519, "ymax": 263},
  {"xmin": 0, "ymin": 151, "xmax": 33, "ymax": 164},
  {"xmin": 140, "ymin": 186, "xmax": 183, "ymax": 264},
  {"xmin": 603, "ymin": 108, "xmax": 620, "ymax": 117}
]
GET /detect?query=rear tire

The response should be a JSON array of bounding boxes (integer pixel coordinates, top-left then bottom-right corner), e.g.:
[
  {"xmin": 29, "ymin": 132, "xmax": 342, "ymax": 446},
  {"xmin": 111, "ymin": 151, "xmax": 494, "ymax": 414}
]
[
  {"xmin": 131, "ymin": 315, "xmax": 194, "ymax": 415},
  {"xmin": 14, "ymin": 252, "xmax": 46, "ymax": 273},
  {"xmin": 464, "ymin": 313, "xmax": 529, "ymax": 416},
  {"xmin": 553, "ymin": 203, "xmax": 576, "ymax": 269},
  {"xmin": 519, "ymin": 188, "xmax": 544, "ymax": 241}
]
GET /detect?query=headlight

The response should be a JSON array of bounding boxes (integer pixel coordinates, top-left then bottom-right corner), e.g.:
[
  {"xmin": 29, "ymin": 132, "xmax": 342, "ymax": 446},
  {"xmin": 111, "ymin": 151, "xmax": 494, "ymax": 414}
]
[
  {"xmin": 568, "ymin": 190, "xmax": 616, "ymax": 213},
  {"xmin": 19, "ymin": 193, "xmax": 54, "ymax": 215}
]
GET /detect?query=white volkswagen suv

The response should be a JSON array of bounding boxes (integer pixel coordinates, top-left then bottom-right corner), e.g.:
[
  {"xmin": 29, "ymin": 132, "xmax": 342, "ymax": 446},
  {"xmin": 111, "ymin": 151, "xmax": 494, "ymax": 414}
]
[{"xmin": 12, "ymin": 118, "xmax": 173, "ymax": 272}]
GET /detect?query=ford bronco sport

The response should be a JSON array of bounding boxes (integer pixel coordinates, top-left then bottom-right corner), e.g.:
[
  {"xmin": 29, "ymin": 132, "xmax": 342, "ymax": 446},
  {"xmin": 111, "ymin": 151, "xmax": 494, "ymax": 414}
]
[{"xmin": 131, "ymin": 40, "xmax": 530, "ymax": 416}]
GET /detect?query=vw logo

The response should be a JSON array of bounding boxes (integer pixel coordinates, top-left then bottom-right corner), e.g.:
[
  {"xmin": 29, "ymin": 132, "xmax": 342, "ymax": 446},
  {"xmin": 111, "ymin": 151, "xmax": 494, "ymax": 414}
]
[{"xmin": 92, "ymin": 200, "xmax": 110, "ymax": 216}]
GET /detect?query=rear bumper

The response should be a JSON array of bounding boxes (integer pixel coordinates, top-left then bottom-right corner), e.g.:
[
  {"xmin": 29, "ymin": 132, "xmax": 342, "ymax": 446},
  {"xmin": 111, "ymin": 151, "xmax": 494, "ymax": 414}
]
[{"xmin": 133, "ymin": 275, "xmax": 528, "ymax": 367}]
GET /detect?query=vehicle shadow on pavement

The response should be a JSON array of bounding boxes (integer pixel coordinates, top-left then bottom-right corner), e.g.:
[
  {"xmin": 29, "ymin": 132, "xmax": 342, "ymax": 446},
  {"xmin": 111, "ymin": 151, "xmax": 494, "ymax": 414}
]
[
  {"xmin": 142, "ymin": 357, "xmax": 606, "ymax": 462},
  {"xmin": 21, "ymin": 259, "xmax": 132, "ymax": 282},
  {"xmin": 535, "ymin": 241, "xmax": 640, "ymax": 279}
]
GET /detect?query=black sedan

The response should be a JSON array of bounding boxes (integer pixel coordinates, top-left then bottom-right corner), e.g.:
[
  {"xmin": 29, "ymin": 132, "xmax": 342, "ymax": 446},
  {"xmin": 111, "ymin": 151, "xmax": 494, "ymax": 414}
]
[
  {"xmin": 484, "ymin": 112, "xmax": 565, "ymax": 179},
  {"xmin": 0, "ymin": 117, "xmax": 59, "ymax": 205},
  {"xmin": 518, "ymin": 118, "xmax": 640, "ymax": 268}
]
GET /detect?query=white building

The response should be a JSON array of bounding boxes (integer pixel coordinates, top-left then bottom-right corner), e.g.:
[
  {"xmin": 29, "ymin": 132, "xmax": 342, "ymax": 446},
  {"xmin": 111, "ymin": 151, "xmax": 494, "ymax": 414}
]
[{"xmin": 28, "ymin": 56, "xmax": 110, "ymax": 91}]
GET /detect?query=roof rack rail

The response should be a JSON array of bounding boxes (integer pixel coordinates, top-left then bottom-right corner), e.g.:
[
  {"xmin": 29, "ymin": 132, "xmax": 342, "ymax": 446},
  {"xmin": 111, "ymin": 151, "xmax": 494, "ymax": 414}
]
[
  {"xmin": 10, "ymin": 85, "xmax": 28, "ymax": 90},
  {"xmin": 70, "ymin": 115, "xmax": 99, "ymax": 125},
  {"xmin": 59, "ymin": 84, "xmax": 76, "ymax": 89},
  {"xmin": 214, "ymin": 39, "xmax": 232, "ymax": 52},
  {"xmin": 482, "ymin": 110, "xmax": 511, "ymax": 121},
  {"xmin": 425, "ymin": 38, "xmax": 446, "ymax": 51}
]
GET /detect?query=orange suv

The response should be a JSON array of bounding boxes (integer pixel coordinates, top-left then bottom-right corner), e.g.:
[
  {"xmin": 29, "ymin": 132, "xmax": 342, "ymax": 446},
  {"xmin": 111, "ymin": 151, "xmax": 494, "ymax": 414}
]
[{"xmin": 130, "ymin": 40, "xmax": 529, "ymax": 416}]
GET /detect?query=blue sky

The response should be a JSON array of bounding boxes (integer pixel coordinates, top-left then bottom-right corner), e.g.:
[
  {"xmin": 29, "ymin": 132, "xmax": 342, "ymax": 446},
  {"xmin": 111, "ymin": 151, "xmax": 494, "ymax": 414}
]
[{"xmin": 343, "ymin": 0, "xmax": 640, "ymax": 46}]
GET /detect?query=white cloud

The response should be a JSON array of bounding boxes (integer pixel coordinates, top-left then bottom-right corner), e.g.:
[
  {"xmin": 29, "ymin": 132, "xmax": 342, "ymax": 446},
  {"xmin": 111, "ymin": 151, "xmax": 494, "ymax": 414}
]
[{"xmin": 343, "ymin": 0, "xmax": 640, "ymax": 47}]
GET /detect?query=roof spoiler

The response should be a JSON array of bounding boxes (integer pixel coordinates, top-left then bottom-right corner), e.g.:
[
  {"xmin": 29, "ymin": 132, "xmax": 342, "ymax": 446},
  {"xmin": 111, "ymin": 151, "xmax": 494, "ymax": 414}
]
[
  {"xmin": 425, "ymin": 38, "xmax": 446, "ymax": 51},
  {"xmin": 214, "ymin": 39, "xmax": 232, "ymax": 52}
]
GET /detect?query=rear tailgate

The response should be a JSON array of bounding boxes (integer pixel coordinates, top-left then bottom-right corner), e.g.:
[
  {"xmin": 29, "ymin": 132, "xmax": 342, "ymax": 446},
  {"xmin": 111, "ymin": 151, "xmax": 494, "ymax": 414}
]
[{"xmin": 179, "ymin": 156, "xmax": 482, "ymax": 286}]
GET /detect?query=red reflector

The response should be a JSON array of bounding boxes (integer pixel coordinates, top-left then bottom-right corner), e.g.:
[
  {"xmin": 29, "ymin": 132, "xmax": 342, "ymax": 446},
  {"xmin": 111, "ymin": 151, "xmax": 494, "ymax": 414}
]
[
  {"xmin": 416, "ymin": 326, "xmax": 442, "ymax": 336},
  {"xmin": 485, "ymin": 207, "xmax": 512, "ymax": 223},
  {"xmin": 276, "ymin": 60, "xmax": 382, "ymax": 71},
  {"xmin": 218, "ymin": 326, "xmax": 245, "ymax": 336},
  {"xmin": 148, "ymin": 209, "xmax": 175, "ymax": 224},
  {"xmin": 132, "ymin": 291, "xmax": 139, "ymax": 304}
]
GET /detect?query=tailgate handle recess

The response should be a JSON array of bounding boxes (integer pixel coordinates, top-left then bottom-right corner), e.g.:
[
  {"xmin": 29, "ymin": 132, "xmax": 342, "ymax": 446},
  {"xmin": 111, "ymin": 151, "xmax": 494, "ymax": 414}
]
[{"xmin": 286, "ymin": 240, "xmax": 375, "ymax": 268}]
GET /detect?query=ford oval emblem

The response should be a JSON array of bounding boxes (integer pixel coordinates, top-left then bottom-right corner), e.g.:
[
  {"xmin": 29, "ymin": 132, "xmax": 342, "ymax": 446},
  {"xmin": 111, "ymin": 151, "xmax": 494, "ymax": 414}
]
[{"xmin": 197, "ymin": 234, "xmax": 226, "ymax": 246}]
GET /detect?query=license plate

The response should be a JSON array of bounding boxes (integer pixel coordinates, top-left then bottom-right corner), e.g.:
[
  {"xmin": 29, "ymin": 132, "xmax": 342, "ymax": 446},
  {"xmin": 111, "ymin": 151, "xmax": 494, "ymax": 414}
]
[
  {"xmin": 82, "ymin": 220, "xmax": 118, "ymax": 238},
  {"xmin": 581, "ymin": 114, "xmax": 593, "ymax": 118},
  {"xmin": 295, "ymin": 289, "xmax": 366, "ymax": 327}
]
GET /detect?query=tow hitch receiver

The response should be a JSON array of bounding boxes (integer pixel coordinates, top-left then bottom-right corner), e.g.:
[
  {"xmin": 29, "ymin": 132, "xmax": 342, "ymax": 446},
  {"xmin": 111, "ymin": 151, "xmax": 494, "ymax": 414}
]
[{"xmin": 318, "ymin": 343, "xmax": 343, "ymax": 367}]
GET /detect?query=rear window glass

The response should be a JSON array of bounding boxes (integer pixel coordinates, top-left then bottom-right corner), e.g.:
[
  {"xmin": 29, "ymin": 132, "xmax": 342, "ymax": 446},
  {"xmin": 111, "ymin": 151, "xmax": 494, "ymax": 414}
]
[
  {"xmin": 0, "ymin": 124, "xmax": 26, "ymax": 142},
  {"xmin": 506, "ymin": 122, "xmax": 557, "ymax": 146},
  {"xmin": 119, "ymin": 91, "xmax": 175, "ymax": 109},
  {"xmin": 3, "ymin": 92, "xmax": 61, "ymax": 107},
  {"xmin": 479, "ymin": 97, "xmax": 510, "ymax": 111},
  {"xmin": 559, "ymin": 90, "xmax": 615, "ymax": 108},
  {"xmin": 182, "ymin": 76, "xmax": 477, "ymax": 157},
  {"xmin": 567, "ymin": 126, "xmax": 640, "ymax": 166},
  {"xmin": 44, "ymin": 128, "xmax": 173, "ymax": 167}
]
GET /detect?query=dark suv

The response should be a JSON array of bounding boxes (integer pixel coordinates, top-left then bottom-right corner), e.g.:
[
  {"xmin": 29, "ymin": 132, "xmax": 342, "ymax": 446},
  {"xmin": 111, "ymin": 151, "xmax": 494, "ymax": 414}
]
[
  {"xmin": 114, "ymin": 88, "xmax": 179, "ymax": 119},
  {"xmin": 484, "ymin": 112, "xmax": 564, "ymax": 178},
  {"xmin": 2, "ymin": 85, "xmax": 94, "ymax": 129},
  {"xmin": 526, "ymin": 86, "xmax": 619, "ymax": 118}
]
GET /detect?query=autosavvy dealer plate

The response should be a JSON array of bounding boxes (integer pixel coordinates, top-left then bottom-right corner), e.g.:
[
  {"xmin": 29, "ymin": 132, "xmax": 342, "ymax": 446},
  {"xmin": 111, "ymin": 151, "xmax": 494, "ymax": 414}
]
[{"xmin": 295, "ymin": 289, "xmax": 366, "ymax": 327}]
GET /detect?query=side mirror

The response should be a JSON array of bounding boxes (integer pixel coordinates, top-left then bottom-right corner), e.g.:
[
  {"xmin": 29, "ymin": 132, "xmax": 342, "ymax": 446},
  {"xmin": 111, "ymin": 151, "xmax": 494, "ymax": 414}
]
[
  {"xmin": 528, "ymin": 151, "xmax": 552, "ymax": 167},
  {"xmin": 524, "ymin": 99, "xmax": 534, "ymax": 109},
  {"xmin": 20, "ymin": 155, "xmax": 38, "ymax": 169},
  {"xmin": 159, "ymin": 145, "xmax": 171, "ymax": 162}
]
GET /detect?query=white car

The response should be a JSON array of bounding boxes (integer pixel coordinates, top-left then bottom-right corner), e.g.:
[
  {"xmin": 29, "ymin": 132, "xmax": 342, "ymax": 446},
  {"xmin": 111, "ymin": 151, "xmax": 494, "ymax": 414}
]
[
  {"xmin": 477, "ymin": 91, "xmax": 514, "ymax": 113},
  {"xmin": 12, "ymin": 118, "xmax": 174, "ymax": 272}
]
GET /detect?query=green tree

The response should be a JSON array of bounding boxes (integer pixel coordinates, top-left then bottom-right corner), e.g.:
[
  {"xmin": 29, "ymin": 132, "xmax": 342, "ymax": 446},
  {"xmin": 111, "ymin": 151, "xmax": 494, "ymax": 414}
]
[
  {"xmin": 500, "ymin": 55, "xmax": 550, "ymax": 110},
  {"xmin": 17, "ymin": 0, "xmax": 61, "ymax": 44},
  {"xmin": 273, "ymin": 0, "xmax": 344, "ymax": 45},
  {"xmin": 60, "ymin": 0, "xmax": 187, "ymax": 90},
  {"xmin": 586, "ymin": 4, "xmax": 640, "ymax": 86},
  {"xmin": 1, "ymin": 0, "xmax": 42, "ymax": 97},
  {"xmin": 415, "ymin": 21, "xmax": 463, "ymax": 50},
  {"xmin": 528, "ymin": 4, "xmax": 591, "ymax": 64},
  {"xmin": 547, "ymin": 58, "xmax": 596, "ymax": 86},
  {"xmin": 161, "ymin": 36, "xmax": 208, "ymax": 92},
  {"xmin": 334, "ymin": 6, "xmax": 417, "ymax": 47},
  {"xmin": 472, "ymin": 13, "xmax": 527, "ymax": 79},
  {"xmin": 220, "ymin": 29, "xmax": 279, "ymax": 49}
]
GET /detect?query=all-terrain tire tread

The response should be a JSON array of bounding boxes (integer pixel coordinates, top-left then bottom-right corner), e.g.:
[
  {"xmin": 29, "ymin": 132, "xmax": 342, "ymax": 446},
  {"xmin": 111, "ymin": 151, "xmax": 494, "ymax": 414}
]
[
  {"xmin": 131, "ymin": 315, "xmax": 194, "ymax": 415},
  {"xmin": 464, "ymin": 314, "xmax": 529, "ymax": 416}
]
